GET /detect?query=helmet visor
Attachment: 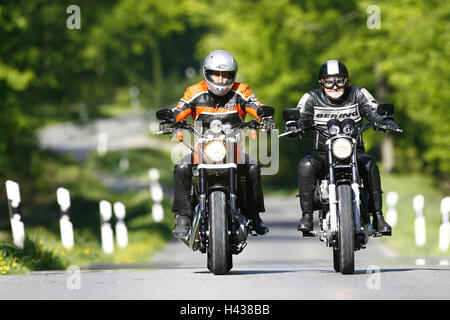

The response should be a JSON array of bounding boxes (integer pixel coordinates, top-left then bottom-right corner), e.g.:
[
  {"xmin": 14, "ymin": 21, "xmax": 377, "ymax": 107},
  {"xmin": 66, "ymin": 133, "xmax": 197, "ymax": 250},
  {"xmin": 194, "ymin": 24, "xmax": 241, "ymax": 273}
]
[
  {"xmin": 322, "ymin": 76, "xmax": 347, "ymax": 89},
  {"xmin": 205, "ymin": 70, "xmax": 236, "ymax": 86}
]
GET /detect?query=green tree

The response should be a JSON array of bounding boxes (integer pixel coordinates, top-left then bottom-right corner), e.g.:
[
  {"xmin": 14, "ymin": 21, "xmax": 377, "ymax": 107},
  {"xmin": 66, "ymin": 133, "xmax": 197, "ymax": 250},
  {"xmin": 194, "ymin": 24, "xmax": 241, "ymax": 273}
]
[
  {"xmin": 324, "ymin": 0, "xmax": 450, "ymax": 180},
  {"xmin": 193, "ymin": 0, "xmax": 450, "ymax": 187}
]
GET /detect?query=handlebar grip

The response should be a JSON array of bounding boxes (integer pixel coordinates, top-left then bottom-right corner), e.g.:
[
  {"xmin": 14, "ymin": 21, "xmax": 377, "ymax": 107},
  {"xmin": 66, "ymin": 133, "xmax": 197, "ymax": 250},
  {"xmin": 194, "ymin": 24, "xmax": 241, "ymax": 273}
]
[
  {"xmin": 376, "ymin": 124, "xmax": 403, "ymax": 133},
  {"xmin": 278, "ymin": 127, "xmax": 303, "ymax": 138}
]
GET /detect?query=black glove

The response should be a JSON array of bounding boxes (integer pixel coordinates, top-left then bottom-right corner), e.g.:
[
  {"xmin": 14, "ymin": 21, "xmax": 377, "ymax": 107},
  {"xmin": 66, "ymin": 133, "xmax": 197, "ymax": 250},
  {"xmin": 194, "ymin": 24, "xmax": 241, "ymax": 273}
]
[
  {"xmin": 159, "ymin": 120, "xmax": 174, "ymax": 133},
  {"xmin": 283, "ymin": 121, "xmax": 304, "ymax": 138},
  {"xmin": 380, "ymin": 117, "xmax": 400, "ymax": 131},
  {"xmin": 248, "ymin": 120, "xmax": 260, "ymax": 129},
  {"xmin": 262, "ymin": 117, "xmax": 276, "ymax": 131}
]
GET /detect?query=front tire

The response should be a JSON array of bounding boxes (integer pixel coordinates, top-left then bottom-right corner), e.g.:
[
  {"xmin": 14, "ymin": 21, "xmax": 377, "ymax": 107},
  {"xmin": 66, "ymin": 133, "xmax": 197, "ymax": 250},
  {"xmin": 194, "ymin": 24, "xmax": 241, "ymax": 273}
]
[
  {"xmin": 207, "ymin": 191, "xmax": 232, "ymax": 275},
  {"xmin": 336, "ymin": 184, "xmax": 355, "ymax": 274}
]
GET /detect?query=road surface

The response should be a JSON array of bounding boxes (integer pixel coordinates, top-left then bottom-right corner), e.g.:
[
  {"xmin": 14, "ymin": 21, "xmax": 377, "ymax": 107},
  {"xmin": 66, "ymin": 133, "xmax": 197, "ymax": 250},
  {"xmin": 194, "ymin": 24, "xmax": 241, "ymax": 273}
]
[{"xmin": 1, "ymin": 196, "xmax": 449, "ymax": 300}]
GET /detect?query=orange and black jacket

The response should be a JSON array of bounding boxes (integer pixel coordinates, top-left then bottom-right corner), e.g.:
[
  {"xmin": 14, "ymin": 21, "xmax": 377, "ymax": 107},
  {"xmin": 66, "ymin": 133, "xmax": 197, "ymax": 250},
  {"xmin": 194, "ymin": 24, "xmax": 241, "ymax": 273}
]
[{"xmin": 172, "ymin": 80, "xmax": 265, "ymax": 122}]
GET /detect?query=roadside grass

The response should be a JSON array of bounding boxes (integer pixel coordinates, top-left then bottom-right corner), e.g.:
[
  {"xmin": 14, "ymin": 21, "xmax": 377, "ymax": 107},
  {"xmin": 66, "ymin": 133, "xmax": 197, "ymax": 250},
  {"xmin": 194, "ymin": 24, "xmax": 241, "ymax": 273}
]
[
  {"xmin": 0, "ymin": 149, "xmax": 175, "ymax": 275},
  {"xmin": 380, "ymin": 173, "xmax": 449, "ymax": 257},
  {"xmin": 86, "ymin": 148, "xmax": 174, "ymax": 187}
]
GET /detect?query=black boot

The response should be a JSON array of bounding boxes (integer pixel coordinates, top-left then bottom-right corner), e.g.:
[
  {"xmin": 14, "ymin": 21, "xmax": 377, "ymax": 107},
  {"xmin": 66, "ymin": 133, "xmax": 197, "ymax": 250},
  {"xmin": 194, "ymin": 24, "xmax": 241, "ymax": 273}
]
[
  {"xmin": 174, "ymin": 215, "xmax": 192, "ymax": 238},
  {"xmin": 250, "ymin": 214, "xmax": 269, "ymax": 235},
  {"xmin": 297, "ymin": 213, "xmax": 314, "ymax": 233},
  {"xmin": 372, "ymin": 211, "xmax": 392, "ymax": 236}
]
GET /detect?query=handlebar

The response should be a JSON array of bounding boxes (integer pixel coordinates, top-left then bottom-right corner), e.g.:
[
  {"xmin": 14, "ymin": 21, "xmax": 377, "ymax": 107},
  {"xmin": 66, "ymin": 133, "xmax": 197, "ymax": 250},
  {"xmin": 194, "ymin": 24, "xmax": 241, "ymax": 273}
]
[
  {"xmin": 278, "ymin": 127, "xmax": 304, "ymax": 138},
  {"xmin": 154, "ymin": 119, "xmax": 273, "ymax": 137},
  {"xmin": 279, "ymin": 121, "xmax": 402, "ymax": 139},
  {"xmin": 357, "ymin": 122, "xmax": 403, "ymax": 138}
]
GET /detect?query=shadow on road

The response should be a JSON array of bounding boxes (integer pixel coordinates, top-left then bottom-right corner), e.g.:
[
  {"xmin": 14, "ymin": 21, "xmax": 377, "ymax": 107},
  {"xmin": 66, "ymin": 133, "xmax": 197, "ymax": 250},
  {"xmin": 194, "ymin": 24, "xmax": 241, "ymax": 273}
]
[
  {"xmin": 318, "ymin": 267, "xmax": 450, "ymax": 275},
  {"xmin": 194, "ymin": 269, "xmax": 299, "ymax": 275}
]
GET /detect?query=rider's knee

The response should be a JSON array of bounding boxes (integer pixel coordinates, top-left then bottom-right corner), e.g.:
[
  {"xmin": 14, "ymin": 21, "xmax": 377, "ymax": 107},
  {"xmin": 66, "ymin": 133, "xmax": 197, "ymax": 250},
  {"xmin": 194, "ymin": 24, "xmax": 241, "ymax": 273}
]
[
  {"xmin": 248, "ymin": 163, "xmax": 261, "ymax": 178},
  {"xmin": 174, "ymin": 162, "xmax": 191, "ymax": 176},
  {"xmin": 298, "ymin": 156, "xmax": 315, "ymax": 177}
]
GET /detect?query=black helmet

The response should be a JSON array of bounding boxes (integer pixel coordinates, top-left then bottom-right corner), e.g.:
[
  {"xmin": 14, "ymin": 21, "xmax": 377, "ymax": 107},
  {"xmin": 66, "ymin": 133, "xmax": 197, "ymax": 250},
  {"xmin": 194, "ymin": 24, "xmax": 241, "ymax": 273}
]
[{"xmin": 318, "ymin": 60, "xmax": 349, "ymax": 81}]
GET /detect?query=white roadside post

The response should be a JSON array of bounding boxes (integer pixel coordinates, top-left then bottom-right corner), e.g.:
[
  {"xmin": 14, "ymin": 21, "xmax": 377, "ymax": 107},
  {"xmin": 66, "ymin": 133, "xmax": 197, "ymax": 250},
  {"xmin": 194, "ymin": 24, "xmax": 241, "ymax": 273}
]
[
  {"xmin": 99, "ymin": 200, "xmax": 114, "ymax": 254},
  {"xmin": 97, "ymin": 132, "xmax": 108, "ymax": 156},
  {"xmin": 385, "ymin": 191, "xmax": 398, "ymax": 227},
  {"xmin": 129, "ymin": 86, "xmax": 141, "ymax": 109},
  {"xmin": 439, "ymin": 197, "xmax": 450, "ymax": 265},
  {"xmin": 119, "ymin": 155, "xmax": 129, "ymax": 171},
  {"xmin": 5, "ymin": 180, "xmax": 25, "ymax": 249},
  {"xmin": 57, "ymin": 187, "xmax": 74, "ymax": 249},
  {"xmin": 149, "ymin": 168, "xmax": 164, "ymax": 222},
  {"xmin": 113, "ymin": 202, "xmax": 128, "ymax": 248},
  {"xmin": 413, "ymin": 194, "xmax": 426, "ymax": 265}
]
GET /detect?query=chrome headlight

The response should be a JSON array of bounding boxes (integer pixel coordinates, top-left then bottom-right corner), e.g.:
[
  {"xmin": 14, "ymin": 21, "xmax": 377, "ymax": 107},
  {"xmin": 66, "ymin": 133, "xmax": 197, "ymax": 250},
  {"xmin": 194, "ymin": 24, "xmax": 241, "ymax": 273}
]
[
  {"xmin": 209, "ymin": 119, "xmax": 223, "ymax": 134},
  {"xmin": 327, "ymin": 119, "xmax": 341, "ymax": 136},
  {"xmin": 203, "ymin": 141, "xmax": 226, "ymax": 162},
  {"xmin": 332, "ymin": 138, "xmax": 353, "ymax": 159}
]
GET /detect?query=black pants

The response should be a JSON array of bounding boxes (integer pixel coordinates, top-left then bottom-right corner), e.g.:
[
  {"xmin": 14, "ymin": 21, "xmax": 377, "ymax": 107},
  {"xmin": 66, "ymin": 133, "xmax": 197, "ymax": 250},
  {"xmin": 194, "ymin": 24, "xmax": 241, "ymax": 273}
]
[
  {"xmin": 297, "ymin": 152, "xmax": 383, "ymax": 215},
  {"xmin": 172, "ymin": 153, "xmax": 265, "ymax": 218}
]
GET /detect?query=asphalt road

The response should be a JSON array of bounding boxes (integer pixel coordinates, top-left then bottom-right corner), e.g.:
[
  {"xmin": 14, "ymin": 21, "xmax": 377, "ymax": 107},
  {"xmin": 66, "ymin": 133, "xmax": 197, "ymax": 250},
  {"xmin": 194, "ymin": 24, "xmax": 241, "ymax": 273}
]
[
  {"xmin": 26, "ymin": 112, "xmax": 449, "ymax": 301},
  {"xmin": 38, "ymin": 110, "xmax": 173, "ymax": 162},
  {"xmin": 1, "ymin": 196, "xmax": 449, "ymax": 300}
]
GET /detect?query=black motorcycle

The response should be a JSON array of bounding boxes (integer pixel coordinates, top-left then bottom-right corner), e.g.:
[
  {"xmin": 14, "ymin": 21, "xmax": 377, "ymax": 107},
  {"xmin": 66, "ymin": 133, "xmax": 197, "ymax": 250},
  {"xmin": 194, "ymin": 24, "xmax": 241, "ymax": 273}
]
[
  {"xmin": 155, "ymin": 106, "xmax": 274, "ymax": 275},
  {"xmin": 280, "ymin": 103, "xmax": 402, "ymax": 274}
]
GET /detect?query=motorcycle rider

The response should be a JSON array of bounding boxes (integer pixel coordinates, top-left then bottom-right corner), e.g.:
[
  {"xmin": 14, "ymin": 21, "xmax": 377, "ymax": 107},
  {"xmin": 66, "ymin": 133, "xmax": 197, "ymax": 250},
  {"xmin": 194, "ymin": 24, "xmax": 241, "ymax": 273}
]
[
  {"xmin": 284, "ymin": 60, "xmax": 398, "ymax": 236},
  {"xmin": 170, "ymin": 50, "xmax": 274, "ymax": 238}
]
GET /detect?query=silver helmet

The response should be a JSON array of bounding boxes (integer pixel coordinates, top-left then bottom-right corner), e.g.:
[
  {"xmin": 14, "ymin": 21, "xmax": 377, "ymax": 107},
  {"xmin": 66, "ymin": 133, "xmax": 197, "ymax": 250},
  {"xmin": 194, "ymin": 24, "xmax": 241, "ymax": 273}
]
[{"xmin": 202, "ymin": 50, "xmax": 238, "ymax": 96}]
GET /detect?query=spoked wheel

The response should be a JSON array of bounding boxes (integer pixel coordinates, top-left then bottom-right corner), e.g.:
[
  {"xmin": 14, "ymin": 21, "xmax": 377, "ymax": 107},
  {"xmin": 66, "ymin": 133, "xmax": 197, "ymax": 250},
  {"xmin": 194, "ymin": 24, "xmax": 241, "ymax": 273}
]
[
  {"xmin": 207, "ymin": 191, "xmax": 232, "ymax": 275},
  {"xmin": 335, "ymin": 184, "xmax": 355, "ymax": 274}
]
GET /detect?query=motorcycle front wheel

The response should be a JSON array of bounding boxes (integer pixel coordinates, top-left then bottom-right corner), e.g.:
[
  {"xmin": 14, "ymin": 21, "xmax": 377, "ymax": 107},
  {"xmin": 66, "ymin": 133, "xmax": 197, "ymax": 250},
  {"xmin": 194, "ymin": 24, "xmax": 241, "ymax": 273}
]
[
  {"xmin": 207, "ymin": 191, "xmax": 232, "ymax": 275},
  {"xmin": 335, "ymin": 184, "xmax": 355, "ymax": 274}
]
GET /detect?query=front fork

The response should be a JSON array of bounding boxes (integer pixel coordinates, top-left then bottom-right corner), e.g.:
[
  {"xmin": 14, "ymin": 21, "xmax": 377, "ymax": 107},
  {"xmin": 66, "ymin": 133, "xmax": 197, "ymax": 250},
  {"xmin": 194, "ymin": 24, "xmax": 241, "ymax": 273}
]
[
  {"xmin": 229, "ymin": 167, "xmax": 237, "ymax": 235},
  {"xmin": 351, "ymin": 150, "xmax": 361, "ymax": 232},
  {"xmin": 199, "ymin": 168, "xmax": 207, "ymax": 238},
  {"xmin": 327, "ymin": 145, "xmax": 361, "ymax": 233},
  {"xmin": 198, "ymin": 148, "xmax": 238, "ymax": 240}
]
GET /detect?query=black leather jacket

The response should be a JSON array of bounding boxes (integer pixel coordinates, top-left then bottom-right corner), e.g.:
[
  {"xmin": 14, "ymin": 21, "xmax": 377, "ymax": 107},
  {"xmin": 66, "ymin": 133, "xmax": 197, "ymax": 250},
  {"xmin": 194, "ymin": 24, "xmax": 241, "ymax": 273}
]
[{"xmin": 295, "ymin": 86, "xmax": 386, "ymax": 152}]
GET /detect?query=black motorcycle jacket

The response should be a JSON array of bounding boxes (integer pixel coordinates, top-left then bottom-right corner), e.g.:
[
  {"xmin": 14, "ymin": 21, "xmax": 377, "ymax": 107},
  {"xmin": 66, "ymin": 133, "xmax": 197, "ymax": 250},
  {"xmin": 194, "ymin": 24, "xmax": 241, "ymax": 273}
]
[{"xmin": 295, "ymin": 86, "xmax": 387, "ymax": 152}]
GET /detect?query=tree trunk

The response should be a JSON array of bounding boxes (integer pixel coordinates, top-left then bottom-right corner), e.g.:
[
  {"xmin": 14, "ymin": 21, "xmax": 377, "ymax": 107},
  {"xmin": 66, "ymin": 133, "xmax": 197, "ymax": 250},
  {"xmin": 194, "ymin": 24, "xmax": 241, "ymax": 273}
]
[{"xmin": 374, "ymin": 63, "xmax": 394, "ymax": 173}]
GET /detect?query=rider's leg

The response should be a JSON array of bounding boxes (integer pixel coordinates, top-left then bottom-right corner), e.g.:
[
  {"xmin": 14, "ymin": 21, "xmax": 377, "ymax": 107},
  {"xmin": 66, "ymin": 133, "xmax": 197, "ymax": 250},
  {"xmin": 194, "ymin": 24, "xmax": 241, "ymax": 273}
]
[
  {"xmin": 241, "ymin": 153, "xmax": 268, "ymax": 235},
  {"xmin": 172, "ymin": 153, "xmax": 194, "ymax": 238},
  {"xmin": 297, "ymin": 153, "xmax": 326, "ymax": 232},
  {"xmin": 358, "ymin": 153, "xmax": 391, "ymax": 235}
]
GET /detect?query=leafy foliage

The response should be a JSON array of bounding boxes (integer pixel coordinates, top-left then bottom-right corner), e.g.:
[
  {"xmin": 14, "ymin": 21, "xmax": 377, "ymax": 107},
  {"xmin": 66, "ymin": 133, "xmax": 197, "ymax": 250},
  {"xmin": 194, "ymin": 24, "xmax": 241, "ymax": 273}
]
[{"xmin": 0, "ymin": 0, "xmax": 448, "ymax": 189}]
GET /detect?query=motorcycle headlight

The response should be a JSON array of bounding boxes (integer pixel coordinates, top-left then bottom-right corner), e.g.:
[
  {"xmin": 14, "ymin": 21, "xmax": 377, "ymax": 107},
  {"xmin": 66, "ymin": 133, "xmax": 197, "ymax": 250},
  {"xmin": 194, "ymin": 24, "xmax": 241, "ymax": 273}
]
[
  {"xmin": 203, "ymin": 141, "xmax": 226, "ymax": 162},
  {"xmin": 332, "ymin": 138, "xmax": 352, "ymax": 159},
  {"xmin": 327, "ymin": 119, "xmax": 341, "ymax": 136}
]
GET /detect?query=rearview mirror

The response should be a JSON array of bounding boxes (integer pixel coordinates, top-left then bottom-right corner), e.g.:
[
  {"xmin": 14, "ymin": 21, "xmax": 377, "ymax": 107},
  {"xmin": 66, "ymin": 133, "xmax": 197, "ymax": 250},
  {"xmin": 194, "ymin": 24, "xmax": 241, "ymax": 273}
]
[
  {"xmin": 377, "ymin": 103, "xmax": 394, "ymax": 117},
  {"xmin": 156, "ymin": 108, "xmax": 174, "ymax": 121},
  {"xmin": 257, "ymin": 105, "xmax": 275, "ymax": 118},
  {"xmin": 283, "ymin": 108, "xmax": 300, "ymax": 121}
]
